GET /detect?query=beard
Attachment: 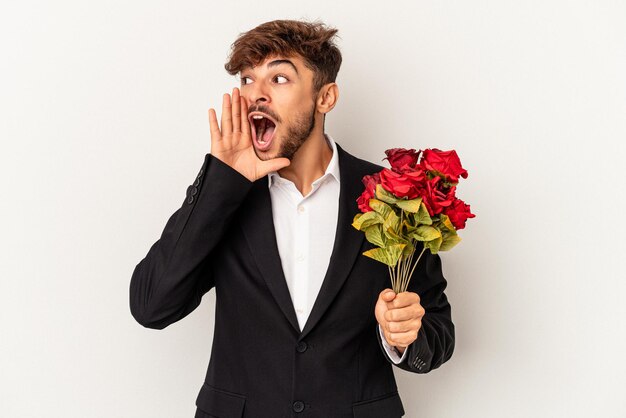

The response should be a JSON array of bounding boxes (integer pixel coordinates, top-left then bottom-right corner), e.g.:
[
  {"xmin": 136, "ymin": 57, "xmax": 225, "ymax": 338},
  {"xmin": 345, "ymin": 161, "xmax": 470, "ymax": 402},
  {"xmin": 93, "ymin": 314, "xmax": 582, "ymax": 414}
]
[{"xmin": 255, "ymin": 101, "xmax": 316, "ymax": 161}]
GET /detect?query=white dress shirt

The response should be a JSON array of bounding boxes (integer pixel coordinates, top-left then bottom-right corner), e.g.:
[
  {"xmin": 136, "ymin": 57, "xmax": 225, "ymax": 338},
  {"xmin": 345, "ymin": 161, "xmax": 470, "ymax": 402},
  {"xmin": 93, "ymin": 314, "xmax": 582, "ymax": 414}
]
[{"xmin": 268, "ymin": 133, "xmax": 408, "ymax": 364}]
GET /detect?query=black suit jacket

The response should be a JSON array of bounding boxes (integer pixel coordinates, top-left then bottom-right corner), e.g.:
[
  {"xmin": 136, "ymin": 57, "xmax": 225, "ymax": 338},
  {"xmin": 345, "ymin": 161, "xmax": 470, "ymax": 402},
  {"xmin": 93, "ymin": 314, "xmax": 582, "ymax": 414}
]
[{"xmin": 129, "ymin": 141, "xmax": 455, "ymax": 418}]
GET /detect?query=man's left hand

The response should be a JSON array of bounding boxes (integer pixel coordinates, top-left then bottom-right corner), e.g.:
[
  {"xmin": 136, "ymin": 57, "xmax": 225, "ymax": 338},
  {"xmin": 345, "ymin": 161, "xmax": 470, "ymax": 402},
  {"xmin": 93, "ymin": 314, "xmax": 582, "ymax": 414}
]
[{"xmin": 375, "ymin": 289, "xmax": 425, "ymax": 354}]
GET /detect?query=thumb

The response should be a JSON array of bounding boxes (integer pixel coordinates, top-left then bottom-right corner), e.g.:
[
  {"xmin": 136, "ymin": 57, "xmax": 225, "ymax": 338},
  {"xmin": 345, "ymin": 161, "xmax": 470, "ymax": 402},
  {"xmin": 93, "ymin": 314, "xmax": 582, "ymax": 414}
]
[
  {"xmin": 259, "ymin": 158, "xmax": 291, "ymax": 175},
  {"xmin": 380, "ymin": 288, "xmax": 396, "ymax": 302}
]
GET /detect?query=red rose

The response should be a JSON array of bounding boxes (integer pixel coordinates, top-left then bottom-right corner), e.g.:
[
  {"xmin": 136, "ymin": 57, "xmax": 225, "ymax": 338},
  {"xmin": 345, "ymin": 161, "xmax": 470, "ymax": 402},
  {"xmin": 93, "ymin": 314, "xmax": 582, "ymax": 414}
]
[
  {"xmin": 445, "ymin": 198, "xmax": 475, "ymax": 230},
  {"xmin": 420, "ymin": 149, "xmax": 468, "ymax": 183},
  {"xmin": 379, "ymin": 167, "xmax": 426, "ymax": 200},
  {"xmin": 356, "ymin": 172, "xmax": 381, "ymax": 212},
  {"xmin": 421, "ymin": 175, "xmax": 456, "ymax": 216},
  {"xmin": 383, "ymin": 148, "xmax": 421, "ymax": 173}
]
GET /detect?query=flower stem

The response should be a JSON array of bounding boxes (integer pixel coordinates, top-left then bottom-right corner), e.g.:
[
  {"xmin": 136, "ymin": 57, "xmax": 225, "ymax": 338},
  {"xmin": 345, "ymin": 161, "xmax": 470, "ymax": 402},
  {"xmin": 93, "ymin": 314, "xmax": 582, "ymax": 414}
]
[
  {"xmin": 395, "ymin": 261, "xmax": 400, "ymax": 294},
  {"xmin": 401, "ymin": 246, "xmax": 410, "ymax": 292},
  {"xmin": 388, "ymin": 264, "xmax": 397, "ymax": 293},
  {"xmin": 398, "ymin": 253, "xmax": 404, "ymax": 294},
  {"xmin": 404, "ymin": 246, "xmax": 427, "ymax": 291},
  {"xmin": 401, "ymin": 243, "xmax": 416, "ymax": 292}
]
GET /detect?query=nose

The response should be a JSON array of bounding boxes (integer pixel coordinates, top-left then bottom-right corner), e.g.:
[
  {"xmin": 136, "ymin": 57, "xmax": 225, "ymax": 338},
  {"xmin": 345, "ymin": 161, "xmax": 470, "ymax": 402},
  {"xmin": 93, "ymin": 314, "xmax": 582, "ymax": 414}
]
[{"xmin": 244, "ymin": 81, "xmax": 270, "ymax": 110}]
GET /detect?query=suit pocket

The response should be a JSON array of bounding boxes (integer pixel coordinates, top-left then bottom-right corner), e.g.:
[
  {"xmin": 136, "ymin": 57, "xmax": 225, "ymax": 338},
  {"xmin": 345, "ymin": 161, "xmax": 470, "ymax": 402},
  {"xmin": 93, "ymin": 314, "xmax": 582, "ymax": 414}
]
[
  {"xmin": 352, "ymin": 391, "xmax": 405, "ymax": 418},
  {"xmin": 195, "ymin": 382, "xmax": 246, "ymax": 418}
]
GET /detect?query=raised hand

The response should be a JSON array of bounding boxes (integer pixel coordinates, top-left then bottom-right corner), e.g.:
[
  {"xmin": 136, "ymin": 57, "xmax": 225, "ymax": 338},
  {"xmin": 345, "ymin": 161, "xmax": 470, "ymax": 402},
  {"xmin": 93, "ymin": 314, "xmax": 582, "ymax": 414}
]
[{"xmin": 208, "ymin": 87, "xmax": 291, "ymax": 182}]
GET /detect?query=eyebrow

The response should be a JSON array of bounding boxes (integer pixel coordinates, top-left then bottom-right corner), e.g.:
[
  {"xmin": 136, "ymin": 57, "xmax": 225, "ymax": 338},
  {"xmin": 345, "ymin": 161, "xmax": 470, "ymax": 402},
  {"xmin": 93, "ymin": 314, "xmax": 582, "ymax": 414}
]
[{"xmin": 266, "ymin": 59, "xmax": 299, "ymax": 75}]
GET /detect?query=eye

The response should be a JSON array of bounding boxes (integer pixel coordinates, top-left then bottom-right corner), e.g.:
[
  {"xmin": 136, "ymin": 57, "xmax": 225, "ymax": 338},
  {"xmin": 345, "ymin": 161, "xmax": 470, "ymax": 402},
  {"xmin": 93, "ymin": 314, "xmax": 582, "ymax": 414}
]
[
  {"xmin": 274, "ymin": 75, "xmax": 288, "ymax": 84},
  {"xmin": 240, "ymin": 74, "xmax": 289, "ymax": 86}
]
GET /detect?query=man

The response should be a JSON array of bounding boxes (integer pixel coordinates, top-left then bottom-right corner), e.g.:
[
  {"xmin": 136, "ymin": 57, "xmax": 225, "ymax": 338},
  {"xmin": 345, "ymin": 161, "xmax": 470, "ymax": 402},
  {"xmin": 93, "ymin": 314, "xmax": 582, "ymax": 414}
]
[{"xmin": 130, "ymin": 19, "xmax": 454, "ymax": 417}]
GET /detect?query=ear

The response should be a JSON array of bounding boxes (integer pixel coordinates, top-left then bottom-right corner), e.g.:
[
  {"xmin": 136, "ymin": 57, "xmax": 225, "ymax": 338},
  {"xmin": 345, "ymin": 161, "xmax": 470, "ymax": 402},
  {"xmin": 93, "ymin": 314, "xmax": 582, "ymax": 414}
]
[{"xmin": 316, "ymin": 82, "xmax": 339, "ymax": 115}]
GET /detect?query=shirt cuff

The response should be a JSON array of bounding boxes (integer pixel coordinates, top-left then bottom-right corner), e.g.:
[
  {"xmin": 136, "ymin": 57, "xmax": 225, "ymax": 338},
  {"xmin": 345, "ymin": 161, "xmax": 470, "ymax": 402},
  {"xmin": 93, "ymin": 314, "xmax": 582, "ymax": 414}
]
[{"xmin": 378, "ymin": 323, "xmax": 409, "ymax": 364}]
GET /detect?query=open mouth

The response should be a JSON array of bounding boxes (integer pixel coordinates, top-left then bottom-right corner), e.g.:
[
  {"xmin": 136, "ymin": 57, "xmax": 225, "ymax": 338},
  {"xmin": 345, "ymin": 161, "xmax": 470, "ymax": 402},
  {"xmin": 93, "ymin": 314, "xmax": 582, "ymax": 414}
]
[{"xmin": 250, "ymin": 114, "xmax": 277, "ymax": 150}]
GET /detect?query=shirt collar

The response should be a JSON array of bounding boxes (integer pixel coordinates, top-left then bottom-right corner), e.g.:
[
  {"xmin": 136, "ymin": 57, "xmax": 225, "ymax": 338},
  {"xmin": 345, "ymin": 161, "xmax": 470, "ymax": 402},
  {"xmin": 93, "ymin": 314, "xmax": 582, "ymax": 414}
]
[{"xmin": 267, "ymin": 133, "xmax": 340, "ymax": 189}]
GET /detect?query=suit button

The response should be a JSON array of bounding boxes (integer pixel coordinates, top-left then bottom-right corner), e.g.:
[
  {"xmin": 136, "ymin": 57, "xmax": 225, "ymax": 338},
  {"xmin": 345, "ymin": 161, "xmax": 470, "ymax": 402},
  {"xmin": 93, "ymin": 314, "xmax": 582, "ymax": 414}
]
[
  {"xmin": 296, "ymin": 341, "xmax": 308, "ymax": 353},
  {"xmin": 187, "ymin": 195, "xmax": 194, "ymax": 204},
  {"xmin": 191, "ymin": 187, "xmax": 198, "ymax": 196},
  {"xmin": 292, "ymin": 401, "xmax": 305, "ymax": 412},
  {"xmin": 198, "ymin": 168, "xmax": 204, "ymax": 177},
  {"xmin": 193, "ymin": 178, "xmax": 201, "ymax": 187}
]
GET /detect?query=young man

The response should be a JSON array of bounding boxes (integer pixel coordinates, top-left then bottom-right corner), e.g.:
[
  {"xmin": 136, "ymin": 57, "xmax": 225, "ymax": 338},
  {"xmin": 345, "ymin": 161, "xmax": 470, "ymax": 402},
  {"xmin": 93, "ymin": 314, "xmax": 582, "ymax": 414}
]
[{"xmin": 130, "ymin": 19, "xmax": 454, "ymax": 417}]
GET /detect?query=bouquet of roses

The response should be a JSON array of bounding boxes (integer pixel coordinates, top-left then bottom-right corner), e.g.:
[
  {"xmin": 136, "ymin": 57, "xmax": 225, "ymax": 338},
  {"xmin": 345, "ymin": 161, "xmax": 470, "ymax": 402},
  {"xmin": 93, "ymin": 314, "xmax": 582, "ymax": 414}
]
[{"xmin": 352, "ymin": 148, "xmax": 475, "ymax": 293}]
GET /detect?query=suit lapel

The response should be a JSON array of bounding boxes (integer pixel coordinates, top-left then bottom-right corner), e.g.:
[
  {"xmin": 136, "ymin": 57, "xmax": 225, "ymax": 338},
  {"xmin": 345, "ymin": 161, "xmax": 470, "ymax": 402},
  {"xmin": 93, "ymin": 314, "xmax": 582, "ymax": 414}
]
[
  {"xmin": 240, "ymin": 141, "xmax": 367, "ymax": 340},
  {"xmin": 240, "ymin": 176, "xmax": 301, "ymax": 334}
]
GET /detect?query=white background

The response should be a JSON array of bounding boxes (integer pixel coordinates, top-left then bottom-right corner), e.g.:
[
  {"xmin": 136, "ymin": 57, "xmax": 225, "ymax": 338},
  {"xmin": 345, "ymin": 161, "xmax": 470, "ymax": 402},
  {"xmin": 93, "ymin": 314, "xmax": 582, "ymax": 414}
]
[{"xmin": 1, "ymin": 1, "xmax": 625, "ymax": 417}]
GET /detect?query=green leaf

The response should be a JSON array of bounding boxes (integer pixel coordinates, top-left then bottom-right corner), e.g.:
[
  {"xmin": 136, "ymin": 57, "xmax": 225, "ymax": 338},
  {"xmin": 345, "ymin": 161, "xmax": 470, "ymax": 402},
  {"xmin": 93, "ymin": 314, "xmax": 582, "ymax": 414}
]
[
  {"xmin": 364, "ymin": 224, "xmax": 387, "ymax": 248},
  {"xmin": 368, "ymin": 198, "xmax": 394, "ymax": 219},
  {"xmin": 424, "ymin": 235, "xmax": 443, "ymax": 254},
  {"xmin": 403, "ymin": 218, "xmax": 418, "ymax": 234},
  {"xmin": 395, "ymin": 197, "xmax": 422, "ymax": 213},
  {"xmin": 383, "ymin": 209, "xmax": 400, "ymax": 235},
  {"xmin": 375, "ymin": 184, "xmax": 400, "ymax": 204},
  {"xmin": 439, "ymin": 213, "xmax": 456, "ymax": 233},
  {"xmin": 413, "ymin": 225, "xmax": 442, "ymax": 242},
  {"xmin": 352, "ymin": 211, "xmax": 384, "ymax": 231},
  {"xmin": 439, "ymin": 233, "xmax": 461, "ymax": 251},
  {"xmin": 362, "ymin": 243, "xmax": 406, "ymax": 267},
  {"xmin": 416, "ymin": 201, "xmax": 432, "ymax": 225},
  {"xmin": 384, "ymin": 226, "xmax": 414, "ymax": 257}
]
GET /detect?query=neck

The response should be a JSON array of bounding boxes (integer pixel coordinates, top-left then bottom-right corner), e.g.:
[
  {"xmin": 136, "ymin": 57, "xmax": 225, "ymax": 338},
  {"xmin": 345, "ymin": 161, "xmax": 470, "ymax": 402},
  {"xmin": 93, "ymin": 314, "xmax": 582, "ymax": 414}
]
[{"xmin": 277, "ymin": 129, "xmax": 333, "ymax": 197}]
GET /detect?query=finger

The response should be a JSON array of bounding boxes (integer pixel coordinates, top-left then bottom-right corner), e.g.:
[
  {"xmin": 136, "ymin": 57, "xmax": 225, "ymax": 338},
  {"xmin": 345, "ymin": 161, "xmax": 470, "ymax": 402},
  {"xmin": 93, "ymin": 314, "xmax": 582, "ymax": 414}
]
[
  {"xmin": 389, "ymin": 329, "xmax": 419, "ymax": 345},
  {"xmin": 221, "ymin": 93, "xmax": 232, "ymax": 138},
  {"xmin": 231, "ymin": 87, "xmax": 241, "ymax": 133},
  {"xmin": 240, "ymin": 96, "xmax": 251, "ymax": 140},
  {"xmin": 381, "ymin": 328, "xmax": 393, "ymax": 345},
  {"xmin": 208, "ymin": 108, "xmax": 222, "ymax": 142},
  {"xmin": 385, "ymin": 305, "xmax": 424, "ymax": 322},
  {"xmin": 391, "ymin": 292, "xmax": 420, "ymax": 308},
  {"xmin": 382, "ymin": 328, "xmax": 403, "ymax": 346},
  {"xmin": 387, "ymin": 318, "xmax": 421, "ymax": 333}
]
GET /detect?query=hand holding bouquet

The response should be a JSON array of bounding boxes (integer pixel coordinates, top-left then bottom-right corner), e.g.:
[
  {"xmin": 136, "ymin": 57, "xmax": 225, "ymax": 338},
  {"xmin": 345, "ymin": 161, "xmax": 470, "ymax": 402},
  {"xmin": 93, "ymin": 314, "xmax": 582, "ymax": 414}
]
[{"xmin": 353, "ymin": 148, "xmax": 475, "ymax": 293}]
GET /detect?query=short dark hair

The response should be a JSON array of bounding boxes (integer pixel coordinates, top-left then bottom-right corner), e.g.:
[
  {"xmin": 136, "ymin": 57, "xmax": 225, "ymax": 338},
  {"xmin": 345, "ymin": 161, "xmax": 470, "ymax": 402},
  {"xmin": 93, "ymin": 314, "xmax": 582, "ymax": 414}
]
[{"xmin": 224, "ymin": 19, "xmax": 342, "ymax": 97}]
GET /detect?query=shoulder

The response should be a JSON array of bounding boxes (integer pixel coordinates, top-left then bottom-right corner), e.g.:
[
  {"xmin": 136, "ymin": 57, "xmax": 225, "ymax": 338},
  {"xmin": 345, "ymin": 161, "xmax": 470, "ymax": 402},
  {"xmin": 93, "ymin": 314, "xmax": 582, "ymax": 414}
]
[{"xmin": 336, "ymin": 141, "xmax": 386, "ymax": 177}]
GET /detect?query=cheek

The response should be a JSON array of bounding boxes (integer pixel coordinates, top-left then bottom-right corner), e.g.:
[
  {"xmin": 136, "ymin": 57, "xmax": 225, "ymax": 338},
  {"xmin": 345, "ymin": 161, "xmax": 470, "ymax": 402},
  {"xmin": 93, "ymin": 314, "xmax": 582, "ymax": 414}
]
[{"xmin": 278, "ymin": 107, "xmax": 303, "ymax": 126}]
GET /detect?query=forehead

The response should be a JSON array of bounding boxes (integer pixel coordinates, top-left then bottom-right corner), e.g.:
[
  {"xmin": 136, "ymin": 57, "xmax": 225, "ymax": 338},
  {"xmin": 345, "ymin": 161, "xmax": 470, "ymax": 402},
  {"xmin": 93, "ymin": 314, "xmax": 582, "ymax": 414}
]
[{"xmin": 243, "ymin": 54, "xmax": 305, "ymax": 75}]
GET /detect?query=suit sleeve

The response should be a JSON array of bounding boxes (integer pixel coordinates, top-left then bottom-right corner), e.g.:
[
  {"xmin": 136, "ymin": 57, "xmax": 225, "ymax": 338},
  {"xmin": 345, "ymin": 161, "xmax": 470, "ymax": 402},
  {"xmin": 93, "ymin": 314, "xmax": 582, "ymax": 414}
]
[
  {"xmin": 375, "ymin": 241, "xmax": 455, "ymax": 373},
  {"xmin": 129, "ymin": 153, "xmax": 254, "ymax": 329}
]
